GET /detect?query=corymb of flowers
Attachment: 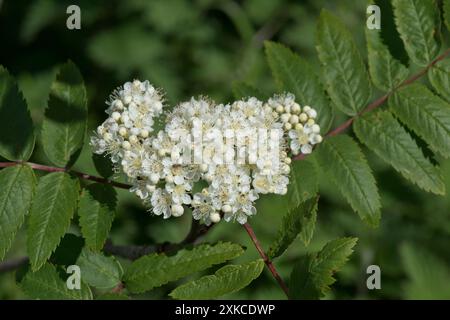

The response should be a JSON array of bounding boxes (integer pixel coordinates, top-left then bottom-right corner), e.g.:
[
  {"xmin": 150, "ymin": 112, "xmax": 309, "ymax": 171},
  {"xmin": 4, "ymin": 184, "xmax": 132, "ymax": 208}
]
[{"xmin": 91, "ymin": 80, "xmax": 323, "ymax": 225}]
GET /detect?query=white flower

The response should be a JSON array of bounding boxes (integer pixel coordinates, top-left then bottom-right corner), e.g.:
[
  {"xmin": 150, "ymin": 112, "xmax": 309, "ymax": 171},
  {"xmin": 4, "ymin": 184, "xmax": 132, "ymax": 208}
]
[
  {"xmin": 165, "ymin": 183, "xmax": 192, "ymax": 205},
  {"xmin": 191, "ymin": 193, "xmax": 217, "ymax": 225},
  {"xmin": 93, "ymin": 82, "xmax": 323, "ymax": 225},
  {"xmin": 150, "ymin": 188, "xmax": 173, "ymax": 219},
  {"xmin": 130, "ymin": 180, "xmax": 150, "ymax": 200},
  {"xmin": 252, "ymin": 174, "xmax": 271, "ymax": 194}
]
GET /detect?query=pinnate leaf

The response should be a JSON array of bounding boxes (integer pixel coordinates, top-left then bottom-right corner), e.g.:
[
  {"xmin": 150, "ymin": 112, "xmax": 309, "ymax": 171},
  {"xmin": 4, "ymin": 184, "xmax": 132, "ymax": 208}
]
[
  {"xmin": 354, "ymin": 110, "xmax": 445, "ymax": 195},
  {"xmin": 268, "ymin": 196, "xmax": 318, "ymax": 259},
  {"xmin": 289, "ymin": 237, "xmax": 357, "ymax": 299},
  {"xmin": 123, "ymin": 242, "xmax": 244, "ymax": 293},
  {"xmin": 170, "ymin": 259, "xmax": 264, "ymax": 300}
]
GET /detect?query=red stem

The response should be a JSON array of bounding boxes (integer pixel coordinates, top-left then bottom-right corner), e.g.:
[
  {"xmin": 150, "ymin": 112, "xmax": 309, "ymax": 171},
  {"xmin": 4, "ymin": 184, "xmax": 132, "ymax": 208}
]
[
  {"xmin": 243, "ymin": 222, "xmax": 290, "ymax": 298},
  {"xmin": 293, "ymin": 47, "xmax": 450, "ymax": 160},
  {"xmin": 0, "ymin": 161, "xmax": 131, "ymax": 189}
]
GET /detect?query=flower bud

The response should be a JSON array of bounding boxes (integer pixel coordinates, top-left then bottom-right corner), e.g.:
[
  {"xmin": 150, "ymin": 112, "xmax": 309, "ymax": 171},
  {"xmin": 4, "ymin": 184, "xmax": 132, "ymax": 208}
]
[
  {"xmin": 129, "ymin": 135, "xmax": 138, "ymax": 144},
  {"xmin": 140, "ymin": 129, "xmax": 149, "ymax": 138},
  {"xmin": 210, "ymin": 212, "xmax": 221, "ymax": 223},
  {"xmin": 222, "ymin": 204, "xmax": 232, "ymax": 213},
  {"xmin": 171, "ymin": 204, "xmax": 184, "ymax": 217},
  {"xmin": 275, "ymin": 105, "xmax": 284, "ymax": 113},
  {"xmin": 292, "ymin": 103, "xmax": 301, "ymax": 114},
  {"xmin": 112, "ymin": 112, "xmax": 121, "ymax": 122},
  {"xmin": 299, "ymin": 113, "xmax": 308, "ymax": 123},
  {"xmin": 122, "ymin": 141, "xmax": 131, "ymax": 150},
  {"xmin": 119, "ymin": 127, "xmax": 127, "ymax": 137},
  {"xmin": 289, "ymin": 115, "xmax": 299, "ymax": 124}
]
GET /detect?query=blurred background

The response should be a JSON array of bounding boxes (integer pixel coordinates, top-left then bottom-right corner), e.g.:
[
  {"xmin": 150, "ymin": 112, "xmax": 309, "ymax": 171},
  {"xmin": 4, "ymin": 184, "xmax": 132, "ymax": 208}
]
[{"xmin": 0, "ymin": 0, "xmax": 449, "ymax": 299}]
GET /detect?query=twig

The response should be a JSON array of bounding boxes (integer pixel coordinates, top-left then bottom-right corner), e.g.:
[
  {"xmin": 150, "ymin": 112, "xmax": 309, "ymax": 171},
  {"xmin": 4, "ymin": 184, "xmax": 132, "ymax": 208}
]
[
  {"xmin": 102, "ymin": 240, "xmax": 161, "ymax": 260},
  {"xmin": 0, "ymin": 161, "xmax": 132, "ymax": 190},
  {"xmin": 293, "ymin": 47, "xmax": 450, "ymax": 160},
  {"xmin": 243, "ymin": 222, "xmax": 290, "ymax": 298},
  {"xmin": 0, "ymin": 256, "xmax": 28, "ymax": 273}
]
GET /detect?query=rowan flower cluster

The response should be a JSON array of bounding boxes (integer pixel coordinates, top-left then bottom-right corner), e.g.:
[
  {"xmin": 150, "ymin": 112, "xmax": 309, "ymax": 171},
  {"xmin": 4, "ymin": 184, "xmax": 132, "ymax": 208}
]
[{"xmin": 91, "ymin": 80, "xmax": 322, "ymax": 225}]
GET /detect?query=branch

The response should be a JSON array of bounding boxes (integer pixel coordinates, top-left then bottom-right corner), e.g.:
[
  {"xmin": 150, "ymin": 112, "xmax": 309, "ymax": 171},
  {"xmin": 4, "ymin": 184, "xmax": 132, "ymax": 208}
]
[
  {"xmin": 293, "ymin": 47, "xmax": 450, "ymax": 161},
  {"xmin": 243, "ymin": 222, "xmax": 290, "ymax": 298},
  {"xmin": 0, "ymin": 161, "xmax": 132, "ymax": 190},
  {"xmin": 0, "ymin": 256, "xmax": 28, "ymax": 273}
]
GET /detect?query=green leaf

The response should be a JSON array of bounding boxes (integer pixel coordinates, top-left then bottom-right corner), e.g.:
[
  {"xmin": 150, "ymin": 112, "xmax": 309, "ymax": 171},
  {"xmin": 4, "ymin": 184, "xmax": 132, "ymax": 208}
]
[
  {"xmin": 315, "ymin": 135, "xmax": 381, "ymax": 226},
  {"xmin": 287, "ymin": 159, "xmax": 318, "ymax": 209},
  {"xmin": 76, "ymin": 248, "xmax": 123, "ymax": 289},
  {"xmin": 41, "ymin": 61, "xmax": 87, "ymax": 167},
  {"xmin": 27, "ymin": 172, "xmax": 80, "ymax": 271},
  {"xmin": 265, "ymin": 41, "xmax": 334, "ymax": 131},
  {"xmin": 400, "ymin": 243, "xmax": 450, "ymax": 299},
  {"xmin": 389, "ymin": 84, "xmax": 450, "ymax": 158},
  {"xmin": 428, "ymin": 60, "xmax": 450, "ymax": 102},
  {"xmin": 289, "ymin": 237, "xmax": 357, "ymax": 299},
  {"xmin": 445, "ymin": 0, "xmax": 450, "ymax": 32},
  {"xmin": 123, "ymin": 242, "xmax": 244, "ymax": 293},
  {"xmin": 365, "ymin": 27, "xmax": 409, "ymax": 91},
  {"xmin": 268, "ymin": 196, "xmax": 318, "ymax": 259},
  {"xmin": 78, "ymin": 184, "xmax": 117, "ymax": 251},
  {"xmin": 316, "ymin": 10, "xmax": 372, "ymax": 116},
  {"xmin": 0, "ymin": 165, "xmax": 36, "ymax": 260},
  {"xmin": 392, "ymin": 0, "xmax": 440, "ymax": 66},
  {"xmin": 92, "ymin": 153, "xmax": 114, "ymax": 178},
  {"xmin": 170, "ymin": 259, "xmax": 264, "ymax": 300},
  {"xmin": 0, "ymin": 66, "xmax": 35, "ymax": 161},
  {"xmin": 21, "ymin": 263, "xmax": 92, "ymax": 300},
  {"xmin": 354, "ymin": 110, "xmax": 445, "ymax": 194},
  {"xmin": 231, "ymin": 81, "xmax": 267, "ymax": 100}
]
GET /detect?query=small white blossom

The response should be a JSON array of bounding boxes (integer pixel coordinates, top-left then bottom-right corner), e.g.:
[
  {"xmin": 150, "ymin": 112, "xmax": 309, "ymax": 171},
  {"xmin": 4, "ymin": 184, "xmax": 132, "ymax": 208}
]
[{"xmin": 92, "ymin": 81, "xmax": 323, "ymax": 225}]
